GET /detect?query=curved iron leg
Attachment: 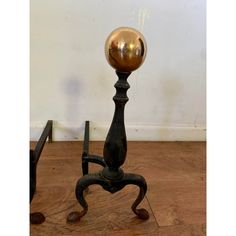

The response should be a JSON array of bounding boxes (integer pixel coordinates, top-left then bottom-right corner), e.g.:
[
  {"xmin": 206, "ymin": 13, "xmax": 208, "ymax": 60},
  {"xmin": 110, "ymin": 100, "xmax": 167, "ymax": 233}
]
[
  {"xmin": 120, "ymin": 173, "xmax": 149, "ymax": 220},
  {"xmin": 67, "ymin": 172, "xmax": 149, "ymax": 223},
  {"xmin": 67, "ymin": 173, "xmax": 107, "ymax": 224}
]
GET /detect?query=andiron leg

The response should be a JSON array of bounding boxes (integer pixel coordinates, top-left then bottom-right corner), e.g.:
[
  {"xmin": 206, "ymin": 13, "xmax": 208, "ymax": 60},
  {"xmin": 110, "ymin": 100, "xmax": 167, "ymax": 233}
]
[
  {"xmin": 67, "ymin": 173, "xmax": 108, "ymax": 223},
  {"xmin": 67, "ymin": 171, "xmax": 149, "ymax": 223},
  {"xmin": 121, "ymin": 173, "xmax": 149, "ymax": 220}
]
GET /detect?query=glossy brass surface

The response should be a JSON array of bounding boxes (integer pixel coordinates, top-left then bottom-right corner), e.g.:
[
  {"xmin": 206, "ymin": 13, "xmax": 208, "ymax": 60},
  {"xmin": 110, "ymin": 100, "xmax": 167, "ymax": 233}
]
[{"xmin": 105, "ymin": 27, "xmax": 147, "ymax": 72}]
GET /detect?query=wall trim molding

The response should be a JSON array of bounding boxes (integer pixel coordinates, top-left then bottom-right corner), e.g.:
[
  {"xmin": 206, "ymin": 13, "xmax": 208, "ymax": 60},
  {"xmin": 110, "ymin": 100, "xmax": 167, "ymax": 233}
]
[{"xmin": 30, "ymin": 121, "xmax": 206, "ymax": 141}]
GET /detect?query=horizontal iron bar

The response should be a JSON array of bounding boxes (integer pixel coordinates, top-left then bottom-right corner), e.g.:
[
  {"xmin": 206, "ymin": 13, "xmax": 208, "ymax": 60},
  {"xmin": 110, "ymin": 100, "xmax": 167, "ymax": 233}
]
[{"xmin": 83, "ymin": 155, "xmax": 106, "ymax": 167}]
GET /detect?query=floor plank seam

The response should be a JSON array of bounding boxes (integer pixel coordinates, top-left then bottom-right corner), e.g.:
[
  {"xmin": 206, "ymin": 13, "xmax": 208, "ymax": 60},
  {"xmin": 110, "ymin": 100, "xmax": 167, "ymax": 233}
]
[{"xmin": 146, "ymin": 195, "xmax": 159, "ymax": 228}]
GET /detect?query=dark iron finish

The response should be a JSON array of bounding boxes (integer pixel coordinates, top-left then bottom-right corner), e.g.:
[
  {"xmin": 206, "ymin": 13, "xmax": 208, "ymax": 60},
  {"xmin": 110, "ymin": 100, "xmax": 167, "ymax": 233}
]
[
  {"xmin": 30, "ymin": 120, "xmax": 53, "ymax": 224},
  {"xmin": 30, "ymin": 212, "xmax": 46, "ymax": 225},
  {"xmin": 102, "ymin": 71, "xmax": 130, "ymax": 180},
  {"xmin": 67, "ymin": 71, "xmax": 149, "ymax": 224},
  {"xmin": 82, "ymin": 121, "xmax": 90, "ymax": 158}
]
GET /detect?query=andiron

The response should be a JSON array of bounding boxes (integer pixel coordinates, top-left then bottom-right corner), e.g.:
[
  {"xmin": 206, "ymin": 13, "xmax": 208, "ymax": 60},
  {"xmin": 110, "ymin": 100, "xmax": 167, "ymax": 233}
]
[
  {"xmin": 67, "ymin": 27, "xmax": 149, "ymax": 223},
  {"xmin": 30, "ymin": 120, "xmax": 53, "ymax": 224}
]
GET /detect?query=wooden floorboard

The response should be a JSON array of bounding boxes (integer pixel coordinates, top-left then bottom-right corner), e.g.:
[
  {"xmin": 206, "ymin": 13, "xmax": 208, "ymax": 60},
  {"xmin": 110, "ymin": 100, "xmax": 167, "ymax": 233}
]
[{"xmin": 30, "ymin": 141, "xmax": 206, "ymax": 236}]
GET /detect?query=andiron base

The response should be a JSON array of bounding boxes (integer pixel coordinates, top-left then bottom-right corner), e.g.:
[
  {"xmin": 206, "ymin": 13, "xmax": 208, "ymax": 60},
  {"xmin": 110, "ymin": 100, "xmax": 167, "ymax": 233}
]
[{"xmin": 67, "ymin": 120, "xmax": 149, "ymax": 224}]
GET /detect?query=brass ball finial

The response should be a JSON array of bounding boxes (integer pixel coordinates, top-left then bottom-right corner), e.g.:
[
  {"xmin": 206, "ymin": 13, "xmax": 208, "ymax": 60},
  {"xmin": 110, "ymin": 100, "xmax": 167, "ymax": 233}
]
[{"xmin": 105, "ymin": 27, "xmax": 147, "ymax": 72}]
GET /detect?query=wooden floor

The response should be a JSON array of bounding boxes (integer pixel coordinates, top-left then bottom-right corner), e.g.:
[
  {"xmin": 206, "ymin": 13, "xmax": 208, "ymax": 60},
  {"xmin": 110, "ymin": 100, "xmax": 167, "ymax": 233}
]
[{"xmin": 30, "ymin": 141, "xmax": 206, "ymax": 236}]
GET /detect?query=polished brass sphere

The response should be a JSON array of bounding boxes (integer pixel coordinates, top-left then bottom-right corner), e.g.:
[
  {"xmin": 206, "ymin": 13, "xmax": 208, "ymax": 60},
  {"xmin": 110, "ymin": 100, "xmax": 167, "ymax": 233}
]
[{"xmin": 105, "ymin": 27, "xmax": 147, "ymax": 72}]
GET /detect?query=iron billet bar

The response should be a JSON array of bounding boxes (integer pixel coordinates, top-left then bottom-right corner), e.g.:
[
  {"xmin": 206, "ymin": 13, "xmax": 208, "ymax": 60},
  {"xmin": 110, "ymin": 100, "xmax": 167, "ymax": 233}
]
[
  {"xmin": 30, "ymin": 120, "xmax": 53, "ymax": 225},
  {"xmin": 82, "ymin": 120, "xmax": 90, "ymax": 157},
  {"xmin": 33, "ymin": 120, "xmax": 53, "ymax": 164},
  {"xmin": 30, "ymin": 149, "xmax": 36, "ymax": 203},
  {"xmin": 30, "ymin": 120, "xmax": 53, "ymax": 202},
  {"xmin": 82, "ymin": 121, "xmax": 90, "ymax": 175}
]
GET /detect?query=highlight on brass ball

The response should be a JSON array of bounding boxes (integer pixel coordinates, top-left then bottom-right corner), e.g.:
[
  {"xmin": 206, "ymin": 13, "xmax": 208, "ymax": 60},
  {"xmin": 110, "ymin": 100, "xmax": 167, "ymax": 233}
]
[{"xmin": 105, "ymin": 27, "xmax": 147, "ymax": 72}]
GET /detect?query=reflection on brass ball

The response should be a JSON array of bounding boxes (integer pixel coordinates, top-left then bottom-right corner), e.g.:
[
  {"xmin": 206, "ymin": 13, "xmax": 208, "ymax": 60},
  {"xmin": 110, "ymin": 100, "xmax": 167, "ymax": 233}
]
[{"xmin": 105, "ymin": 27, "xmax": 147, "ymax": 72}]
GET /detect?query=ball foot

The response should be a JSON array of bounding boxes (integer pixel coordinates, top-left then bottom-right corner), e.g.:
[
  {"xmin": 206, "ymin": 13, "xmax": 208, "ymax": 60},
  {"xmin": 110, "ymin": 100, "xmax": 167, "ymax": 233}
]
[
  {"xmin": 30, "ymin": 212, "xmax": 45, "ymax": 224},
  {"xmin": 136, "ymin": 208, "xmax": 149, "ymax": 220},
  {"xmin": 67, "ymin": 210, "xmax": 86, "ymax": 224}
]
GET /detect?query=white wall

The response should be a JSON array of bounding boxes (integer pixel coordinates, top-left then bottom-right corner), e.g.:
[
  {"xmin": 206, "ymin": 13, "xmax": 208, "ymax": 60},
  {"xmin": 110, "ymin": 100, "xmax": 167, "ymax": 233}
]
[{"xmin": 30, "ymin": 0, "xmax": 206, "ymax": 141}]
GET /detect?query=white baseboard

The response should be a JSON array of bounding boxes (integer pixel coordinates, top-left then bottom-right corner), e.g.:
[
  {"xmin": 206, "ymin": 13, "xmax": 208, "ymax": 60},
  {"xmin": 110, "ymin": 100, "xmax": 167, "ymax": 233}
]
[{"xmin": 30, "ymin": 121, "xmax": 206, "ymax": 141}]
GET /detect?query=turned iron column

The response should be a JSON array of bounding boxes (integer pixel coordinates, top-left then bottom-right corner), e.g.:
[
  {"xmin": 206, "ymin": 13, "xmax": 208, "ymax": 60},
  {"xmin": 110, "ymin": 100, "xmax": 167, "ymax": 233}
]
[
  {"xmin": 102, "ymin": 70, "xmax": 130, "ymax": 180},
  {"xmin": 67, "ymin": 27, "xmax": 149, "ymax": 224}
]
